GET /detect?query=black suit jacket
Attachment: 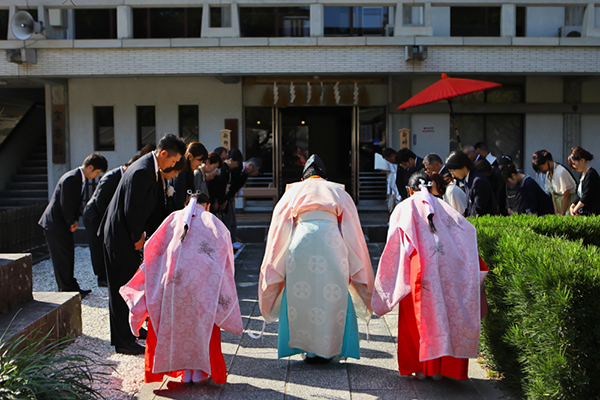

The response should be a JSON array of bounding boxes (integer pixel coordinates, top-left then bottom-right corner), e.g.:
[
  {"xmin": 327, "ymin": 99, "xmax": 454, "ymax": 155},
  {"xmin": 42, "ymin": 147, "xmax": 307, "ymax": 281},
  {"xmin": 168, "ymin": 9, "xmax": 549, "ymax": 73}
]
[
  {"xmin": 172, "ymin": 168, "xmax": 193, "ymax": 211},
  {"xmin": 101, "ymin": 153, "xmax": 158, "ymax": 250},
  {"xmin": 465, "ymin": 169, "xmax": 498, "ymax": 217},
  {"xmin": 227, "ymin": 164, "xmax": 248, "ymax": 199},
  {"xmin": 208, "ymin": 163, "xmax": 230, "ymax": 205},
  {"xmin": 39, "ymin": 168, "xmax": 83, "ymax": 232},
  {"xmin": 82, "ymin": 167, "xmax": 122, "ymax": 227},
  {"xmin": 396, "ymin": 157, "xmax": 424, "ymax": 200}
]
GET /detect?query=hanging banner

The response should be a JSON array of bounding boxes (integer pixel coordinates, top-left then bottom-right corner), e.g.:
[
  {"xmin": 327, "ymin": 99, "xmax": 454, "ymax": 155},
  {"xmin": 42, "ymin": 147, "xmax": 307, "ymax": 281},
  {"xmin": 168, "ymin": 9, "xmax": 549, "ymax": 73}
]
[
  {"xmin": 399, "ymin": 128, "xmax": 411, "ymax": 149},
  {"xmin": 51, "ymin": 105, "xmax": 66, "ymax": 164}
]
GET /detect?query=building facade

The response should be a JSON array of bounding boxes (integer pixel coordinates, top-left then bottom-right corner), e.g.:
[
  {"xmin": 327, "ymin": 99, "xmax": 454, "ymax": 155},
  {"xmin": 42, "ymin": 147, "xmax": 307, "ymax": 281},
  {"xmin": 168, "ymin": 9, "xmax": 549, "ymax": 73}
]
[{"xmin": 1, "ymin": 0, "xmax": 599, "ymax": 210}]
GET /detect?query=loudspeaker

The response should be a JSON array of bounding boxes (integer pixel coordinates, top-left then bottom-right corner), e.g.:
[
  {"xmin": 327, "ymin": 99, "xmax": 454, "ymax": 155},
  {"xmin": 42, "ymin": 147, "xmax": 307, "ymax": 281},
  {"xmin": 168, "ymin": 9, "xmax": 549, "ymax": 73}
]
[{"xmin": 10, "ymin": 11, "xmax": 44, "ymax": 40}]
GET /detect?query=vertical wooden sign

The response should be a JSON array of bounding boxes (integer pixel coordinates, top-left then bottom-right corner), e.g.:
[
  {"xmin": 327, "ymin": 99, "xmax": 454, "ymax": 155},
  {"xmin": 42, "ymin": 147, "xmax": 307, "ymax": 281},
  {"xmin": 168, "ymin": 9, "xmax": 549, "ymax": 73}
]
[
  {"xmin": 51, "ymin": 105, "xmax": 66, "ymax": 164},
  {"xmin": 221, "ymin": 129, "xmax": 231, "ymax": 150},
  {"xmin": 399, "ymin": 128, "xmax": 411, "ymax": 149}
]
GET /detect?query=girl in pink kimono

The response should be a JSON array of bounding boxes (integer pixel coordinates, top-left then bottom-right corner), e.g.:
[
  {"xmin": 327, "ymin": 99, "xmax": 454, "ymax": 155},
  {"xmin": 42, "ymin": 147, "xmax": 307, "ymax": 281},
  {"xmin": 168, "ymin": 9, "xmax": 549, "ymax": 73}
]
[
  {"xmin": 259, "ymin": 155, "xmax": 374, "ymax": 364},
  {"xmin": 372, "ymin": 172, "xmax": 487, "ymax": 380},
  {"xmin": 120, "ymin": 193, "xmax": 243, "ymax": 384}
]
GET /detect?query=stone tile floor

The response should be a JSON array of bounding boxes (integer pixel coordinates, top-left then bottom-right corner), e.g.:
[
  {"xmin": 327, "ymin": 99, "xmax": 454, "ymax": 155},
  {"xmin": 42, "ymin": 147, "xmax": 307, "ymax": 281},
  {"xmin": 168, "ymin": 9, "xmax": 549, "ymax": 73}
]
[{"xmin": 133, "ymin": 244, "xmax": 512, "ymax": 400}]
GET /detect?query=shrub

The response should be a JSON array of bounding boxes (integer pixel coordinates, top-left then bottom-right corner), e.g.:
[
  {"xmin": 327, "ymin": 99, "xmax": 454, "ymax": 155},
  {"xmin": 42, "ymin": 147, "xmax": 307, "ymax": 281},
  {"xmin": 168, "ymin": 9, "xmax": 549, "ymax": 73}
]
[
  {"xmin": 471, "ymin": 215, "xmax": 600, "ymax": 400},
  {"xmin": 0, "ymin": 328, "xmax": 112, "ymax": 399}
]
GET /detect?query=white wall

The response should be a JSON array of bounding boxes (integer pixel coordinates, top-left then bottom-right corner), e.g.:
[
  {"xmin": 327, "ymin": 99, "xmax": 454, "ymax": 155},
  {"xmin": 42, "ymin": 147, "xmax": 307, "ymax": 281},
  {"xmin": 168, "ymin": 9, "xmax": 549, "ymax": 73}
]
[
  {"xmin": 524, "ymin": 114, "xmax": 563, "ymax": 176},
  {"xmin": 68, "ymin": 77, "xmax": 242, "ymax": 175},
  {"xmin": 526, "ymin": 7, "xmax": 564, "ymax": 38},
  {"xmin": 410, "ymin": 114, "xmax": 450, "ymax": 160},
  {"xmin": 581, "ymin": 114, "xmax": 600, "ymax": 171}
]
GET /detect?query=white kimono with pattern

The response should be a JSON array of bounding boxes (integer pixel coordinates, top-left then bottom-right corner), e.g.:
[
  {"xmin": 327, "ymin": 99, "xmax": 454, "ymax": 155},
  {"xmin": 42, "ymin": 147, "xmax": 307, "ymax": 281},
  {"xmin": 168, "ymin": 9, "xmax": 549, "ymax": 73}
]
[{"xmin": 259, "ymin": 178, "xmax": 374, "ymax": 357}]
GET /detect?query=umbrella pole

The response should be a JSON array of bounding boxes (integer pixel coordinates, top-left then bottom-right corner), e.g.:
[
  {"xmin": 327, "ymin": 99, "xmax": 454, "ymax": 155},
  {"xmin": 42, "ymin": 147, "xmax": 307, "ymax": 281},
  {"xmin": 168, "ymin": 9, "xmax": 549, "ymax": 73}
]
[{"xmin": 448, "ymin": 100, "xmax": 462, "ymax": 150}]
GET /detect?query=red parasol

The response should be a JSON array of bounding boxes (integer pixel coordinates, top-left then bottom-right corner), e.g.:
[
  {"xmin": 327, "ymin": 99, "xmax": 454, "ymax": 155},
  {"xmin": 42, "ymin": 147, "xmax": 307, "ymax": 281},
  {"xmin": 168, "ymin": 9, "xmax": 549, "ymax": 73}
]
[{"xmin": 397, "ymin": 73, "xmax": 501, "ymax": 149}]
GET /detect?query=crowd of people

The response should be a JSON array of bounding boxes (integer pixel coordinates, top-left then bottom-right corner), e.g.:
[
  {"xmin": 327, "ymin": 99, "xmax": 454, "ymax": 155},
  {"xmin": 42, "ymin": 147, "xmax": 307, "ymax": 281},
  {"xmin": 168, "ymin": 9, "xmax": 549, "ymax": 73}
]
[
  {"xmin": 380, "ymin": 143, "xmax": 600, "ymax": 219},
  {"xmin": 39, "ymin": 134, "xmax": 261, "ymax": 360},
  {"xmin": 37, "ymin": 133, "xmax": 600, "ymax": 386}
]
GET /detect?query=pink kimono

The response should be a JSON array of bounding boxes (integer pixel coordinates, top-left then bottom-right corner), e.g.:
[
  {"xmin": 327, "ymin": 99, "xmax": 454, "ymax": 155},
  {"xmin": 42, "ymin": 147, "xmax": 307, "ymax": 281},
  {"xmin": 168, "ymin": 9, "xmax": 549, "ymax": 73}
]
[
  {"xmin": 372, "ymin": 190, "xmax": 487, "ymax": 379},
  {"xmin": 120, "ymin": 199, "xmax": 243, "ymax": 382},
  {"xmin": 259, "ymin": 178, "xmax": 374, "ymax": 358}
]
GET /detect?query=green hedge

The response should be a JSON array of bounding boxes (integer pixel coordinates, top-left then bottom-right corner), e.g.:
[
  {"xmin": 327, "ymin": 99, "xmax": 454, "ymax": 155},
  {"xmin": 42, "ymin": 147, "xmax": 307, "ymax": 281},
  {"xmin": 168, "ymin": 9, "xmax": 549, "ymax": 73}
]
[{"xmin": 470, "ymin": 215, "xmax": 600, "ymax": 399}]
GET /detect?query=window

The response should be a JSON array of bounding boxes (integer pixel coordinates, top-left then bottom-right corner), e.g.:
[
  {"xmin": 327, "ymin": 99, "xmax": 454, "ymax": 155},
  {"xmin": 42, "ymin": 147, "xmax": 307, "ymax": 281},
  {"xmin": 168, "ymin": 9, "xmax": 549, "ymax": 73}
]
[
  {"xmin": 210, "ymin": 6, "xmax": 231, "ymax": 28},
  {"xmin": 0, "ymin": 10, "xmax": 9, "ymax": 40},
  {"xmin": 324, "ymin": 7, "xmax": 390, "ymax": 36},
  {"xmin": 454, "ymin": 85, "xmax": 524, "ymax": 104},
  {"xmin": 239, "ymin": 7, "xmax": 309, "ymax": 37},
  {"xmin": 75, "ymin": 9, "xmax": 117, "ymax": 39},
  {"xmin": 516, "ymin": 7, "xmax": 526, "ymax": 37},
  {"xmin": 244, "ymin": 107, "xmax": 273, "ymax": 183},
  {"xmin": 137, "ymin": 106, "xmax": 155, "ymax": 150},
  {"xmin": 178, "ymin": 105, "xmax": 199, "ymax": 144},
  {"xmin": 450, "ymin": 7, "xmax": 500, "ymax": 37},
  {"xmin": 94, "ymin": 106, "xmax": 114, "ymax": 151},
  {"xmin": 133, "ymin": 8, "xmax": 202, "ymax": 38}
]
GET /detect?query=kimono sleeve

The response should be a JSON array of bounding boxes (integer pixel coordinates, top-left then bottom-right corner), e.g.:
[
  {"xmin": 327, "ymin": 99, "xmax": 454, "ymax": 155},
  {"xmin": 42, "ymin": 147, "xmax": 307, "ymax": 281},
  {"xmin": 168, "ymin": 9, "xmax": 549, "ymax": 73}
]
[
  {"xmin": 258, "ymin": 190, "xmax": 294, "ymax": 322},
  {"xmin": 119, "ymin": 267, "xmax": 148, "ymax": 337},
  {"xmin": 372, "ymin": 226, "xmax": 413, "ymax": 316},
  {"xmin": 215, "ymin": 231, "xmax": 243, "ymax": 335}
]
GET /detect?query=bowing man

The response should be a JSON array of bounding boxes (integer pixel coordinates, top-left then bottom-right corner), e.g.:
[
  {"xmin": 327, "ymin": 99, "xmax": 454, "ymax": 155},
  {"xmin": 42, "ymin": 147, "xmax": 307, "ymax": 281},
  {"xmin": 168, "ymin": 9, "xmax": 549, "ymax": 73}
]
[
  {"xmin": 259, "ymin": 155, "xmax": 374, "ymax": 364},
  {"xmin": 372, "ymin": 171, "xmax": 488, "ymax": 380},
  {"xmin": 39, "ymin": 153, "xmax": 107, "ymax": 297},
  {"xmin": 101, "ymin": 134, "xmax": 186, "ymax": 355},
  {"xmin": 120, "ymin": 193, "xmax": 243, "ymax": 384},
  {"xmin": 82, "ymin": 156, "xmax": 138, "ymax": 288}
]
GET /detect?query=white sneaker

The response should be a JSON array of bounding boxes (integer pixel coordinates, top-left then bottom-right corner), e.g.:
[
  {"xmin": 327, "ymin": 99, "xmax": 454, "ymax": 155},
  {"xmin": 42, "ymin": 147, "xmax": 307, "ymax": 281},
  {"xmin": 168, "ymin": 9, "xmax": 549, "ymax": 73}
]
[
  {"xmin": 192, "ymin": 369, "xmax": 209, "ymax": 383},
  {"xmin": 182, "ymin": 369, "xmax": 192, "ymax": 383}
]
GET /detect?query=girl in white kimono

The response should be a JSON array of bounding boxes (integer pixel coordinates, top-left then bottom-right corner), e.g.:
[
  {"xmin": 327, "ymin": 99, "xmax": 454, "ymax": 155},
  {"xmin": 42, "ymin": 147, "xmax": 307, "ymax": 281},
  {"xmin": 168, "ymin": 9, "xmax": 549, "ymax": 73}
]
[{"xmin": 259, "ymin": 155, "xmax": 374, "ymax": 364}]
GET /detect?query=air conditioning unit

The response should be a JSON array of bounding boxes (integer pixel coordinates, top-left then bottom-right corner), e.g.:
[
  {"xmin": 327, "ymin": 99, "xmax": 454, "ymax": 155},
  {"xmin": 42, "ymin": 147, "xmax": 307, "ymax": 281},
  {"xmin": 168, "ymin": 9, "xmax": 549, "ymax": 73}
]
[
  {"xmin": 405, "ymin": 45, "xmax": 427, "ymax": 61},
  {"xmin": 559, "ymin": 26, "xmax": 582, "ymax": 37}
]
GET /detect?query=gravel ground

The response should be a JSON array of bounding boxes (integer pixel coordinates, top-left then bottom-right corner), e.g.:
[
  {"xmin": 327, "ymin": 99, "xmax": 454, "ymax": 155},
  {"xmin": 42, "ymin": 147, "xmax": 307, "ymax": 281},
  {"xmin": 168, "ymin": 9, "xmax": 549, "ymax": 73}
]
[{"xmin": 33, "ymin": 247, "xmax": 145, "ymax": 399}]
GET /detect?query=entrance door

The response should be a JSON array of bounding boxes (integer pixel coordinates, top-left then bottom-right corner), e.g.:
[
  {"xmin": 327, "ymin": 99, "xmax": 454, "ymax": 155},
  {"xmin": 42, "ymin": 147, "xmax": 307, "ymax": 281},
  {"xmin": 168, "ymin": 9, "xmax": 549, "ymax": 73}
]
[{"xmin": 279, "ymin": 107, "xmax": 353, "ymax": 195}]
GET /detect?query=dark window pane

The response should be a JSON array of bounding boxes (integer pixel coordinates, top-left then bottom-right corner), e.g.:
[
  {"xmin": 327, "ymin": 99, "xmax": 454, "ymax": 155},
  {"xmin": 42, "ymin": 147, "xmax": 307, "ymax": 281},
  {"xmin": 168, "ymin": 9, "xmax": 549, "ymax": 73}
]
[
  {"xmin": 240, "ymin": 7, "xmax": 309, "ymax": 37},
  {"xmin": 210, "ymin": 6, "xmax": 231, "ymax": 28},
  {"xmin": 137, "ymin": 106, "xmax": 156, "ymax": 150},
  {"xmin": 18, "ymin": 8, "xmax": 37, "ymax": 21},
  {"xmin": 0, "ymin": 10, "xmax": 10, "ymax": 40},
  {"xmin": 94, "ymin": 106, "xmax": 114, "ymax": 151},
  {"xmin": 133, "ymin": 8, "xmax": 202, "ymax": 38},
  {"xmin": 450, "ymin": 7, "xmax": 500, "ymax": 37},
  {"xmin": 75, "ymin": 9, "xmax": 116, "ymax": 39},
  {"xmin": 178, "ymin": 105, "xmax": 199, "ymax": 144},
  {"xmin": 244, "ymin": 107, "xmax": 273, "ymax": 178},
  {"xmin": 516, "ymin": 7, "xmax": 526, "ymax": 37},
  {"xmin": 486, "ymin": 86, "xmax": 523, "ymax": 104},
  {"xmin": 324, "ymin": 6, "xmax": 389, "ymax": 37}
]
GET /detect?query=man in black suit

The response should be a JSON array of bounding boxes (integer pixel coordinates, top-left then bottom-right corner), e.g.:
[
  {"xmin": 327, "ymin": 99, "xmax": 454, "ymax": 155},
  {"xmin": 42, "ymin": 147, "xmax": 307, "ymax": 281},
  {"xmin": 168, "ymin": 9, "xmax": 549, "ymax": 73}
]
[
  {"xmin": 82, "ymin": 156, "xmax": 138, "ymax": 287},
  {"xmin": 395, "ymin": 148, "xmax": 424, "ymax": 201},
  {"xmin": 39, "ymin": 153, "xmax": 108, "ymax": 297},
  {"xmin": 445, "ymin": 151, "xmax": 498, "ymax": 217},
  {"xmin": 208, "ymin": 148, "xmax": 242, "ymax": 215},
  {"xmin": 101, "ymin": 134, "xmax": 186, "ymax": 355},
  {"xmin": 222, "ymin": 156, "xmax": 261, "ymax": 247},
  {"xmin": 423, "ymin": 153, "xmax": 452, "ymax": 179}
]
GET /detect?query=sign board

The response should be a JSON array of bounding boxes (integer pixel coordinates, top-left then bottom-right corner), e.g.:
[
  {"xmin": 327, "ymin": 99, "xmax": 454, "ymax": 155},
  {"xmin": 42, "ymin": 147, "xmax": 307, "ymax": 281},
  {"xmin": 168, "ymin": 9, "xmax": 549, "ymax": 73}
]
[
  {"xmin": 221, "ymin": 129, "xmax": 231, "ymax": 150},
  {"xmin": 422, "ymin": 126, "xmax": 435, "ymax": 133},
  {"xmin": 399, "ymin": 128, "xmax": 410, "ymax": 149},
  {"xmin": 51, "ymin": 105, "xmax": 66, "ymax": 164}
]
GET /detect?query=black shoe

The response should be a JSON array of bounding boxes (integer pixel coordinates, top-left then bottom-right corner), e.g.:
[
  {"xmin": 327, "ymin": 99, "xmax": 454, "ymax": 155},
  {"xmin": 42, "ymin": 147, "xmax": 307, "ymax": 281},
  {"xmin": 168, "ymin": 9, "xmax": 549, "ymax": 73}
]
[
  {"xmin": 302, "ymin": 353, "xmax": 331, "ymax": 365},
  {"xmin": 79, "ymin": 289, "xmax": 92, "ymax": 299},
  {"xmin": 97, "ymin": 279, "xmax": 108, "ymax": 288},
  {"xmin": 137, "ymin": 327, "xmax": 148, "ymax": 340},
  {"xmin": 115, "ymin": 342, "xmax": 145, "ymax": 355}
]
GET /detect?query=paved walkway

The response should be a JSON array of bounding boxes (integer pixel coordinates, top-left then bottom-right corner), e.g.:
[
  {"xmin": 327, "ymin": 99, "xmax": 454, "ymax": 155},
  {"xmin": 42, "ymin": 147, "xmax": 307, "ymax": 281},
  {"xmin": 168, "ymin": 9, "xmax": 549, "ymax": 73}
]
[{"xmin": 134, "ymin": 244, "xmax": 510, "ymax": 400}]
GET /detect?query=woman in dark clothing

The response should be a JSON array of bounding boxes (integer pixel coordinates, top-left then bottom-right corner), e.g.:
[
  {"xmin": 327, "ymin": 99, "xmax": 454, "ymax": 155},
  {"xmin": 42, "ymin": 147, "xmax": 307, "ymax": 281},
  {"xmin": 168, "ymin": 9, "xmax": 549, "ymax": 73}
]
[
  {"xmin": 568, "ymin": 146, "xmax": 600, "ymax": 216},
  {"xmin": 500, "ymin": 164, "xmax": 554, "ymax": 216},
  {"xmin": 445, "ymin": 151, "xmax": 498, "ymax": 217},
  {"xmin": 172, "ymin": 142, "xmax": 208, "ymax": 210}
]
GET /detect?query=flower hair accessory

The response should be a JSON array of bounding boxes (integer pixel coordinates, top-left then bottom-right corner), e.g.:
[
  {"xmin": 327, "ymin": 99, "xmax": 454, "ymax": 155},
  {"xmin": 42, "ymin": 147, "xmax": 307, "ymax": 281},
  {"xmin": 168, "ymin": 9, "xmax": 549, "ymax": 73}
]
[{"xmin": 418, "ymin": 178, "xmax": 434, "ymax": 190}]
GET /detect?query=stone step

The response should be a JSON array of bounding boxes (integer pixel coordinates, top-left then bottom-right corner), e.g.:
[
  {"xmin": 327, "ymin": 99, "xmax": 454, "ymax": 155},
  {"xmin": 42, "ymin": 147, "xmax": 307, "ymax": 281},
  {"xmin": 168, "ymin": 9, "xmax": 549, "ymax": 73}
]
[
  {"xmin": 12, "ymin": 174, "xmax": 47, "ymax": 182},
  {"xmin": 29, "ymin": 152, "xmax": 47, "ymax": 161},
  {"xmin": 17, "ymin": 166, "xmax": 47, "ymax": 175},
  {"xmin": 0, "ymin": 254, "xmax": 33, "ymax": 315},
  {"xmin": 0, "ymin": 197, "xmax": 48, "ymax": 206},
  {"xmin": 0, "ymin": 292, "xmax": 82, "ymax": 347},
  {"xmin": 0, "ymin": 190, "xmax": 48, "ymax": 198},
  {"xmin": 22, "ymin": 159, "xmax": 47, "ymax": 168},
  {"xmin": 6, "ymin": 182, "xmax": 48, "ymax": 190}
]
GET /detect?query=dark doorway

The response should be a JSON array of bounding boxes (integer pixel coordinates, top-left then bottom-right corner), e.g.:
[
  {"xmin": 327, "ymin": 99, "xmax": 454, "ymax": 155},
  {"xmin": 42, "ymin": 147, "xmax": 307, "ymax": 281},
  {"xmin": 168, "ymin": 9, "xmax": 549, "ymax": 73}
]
[{"xmin": 281, "ymin": 107, "xmax": 353, "ymax": 195}]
